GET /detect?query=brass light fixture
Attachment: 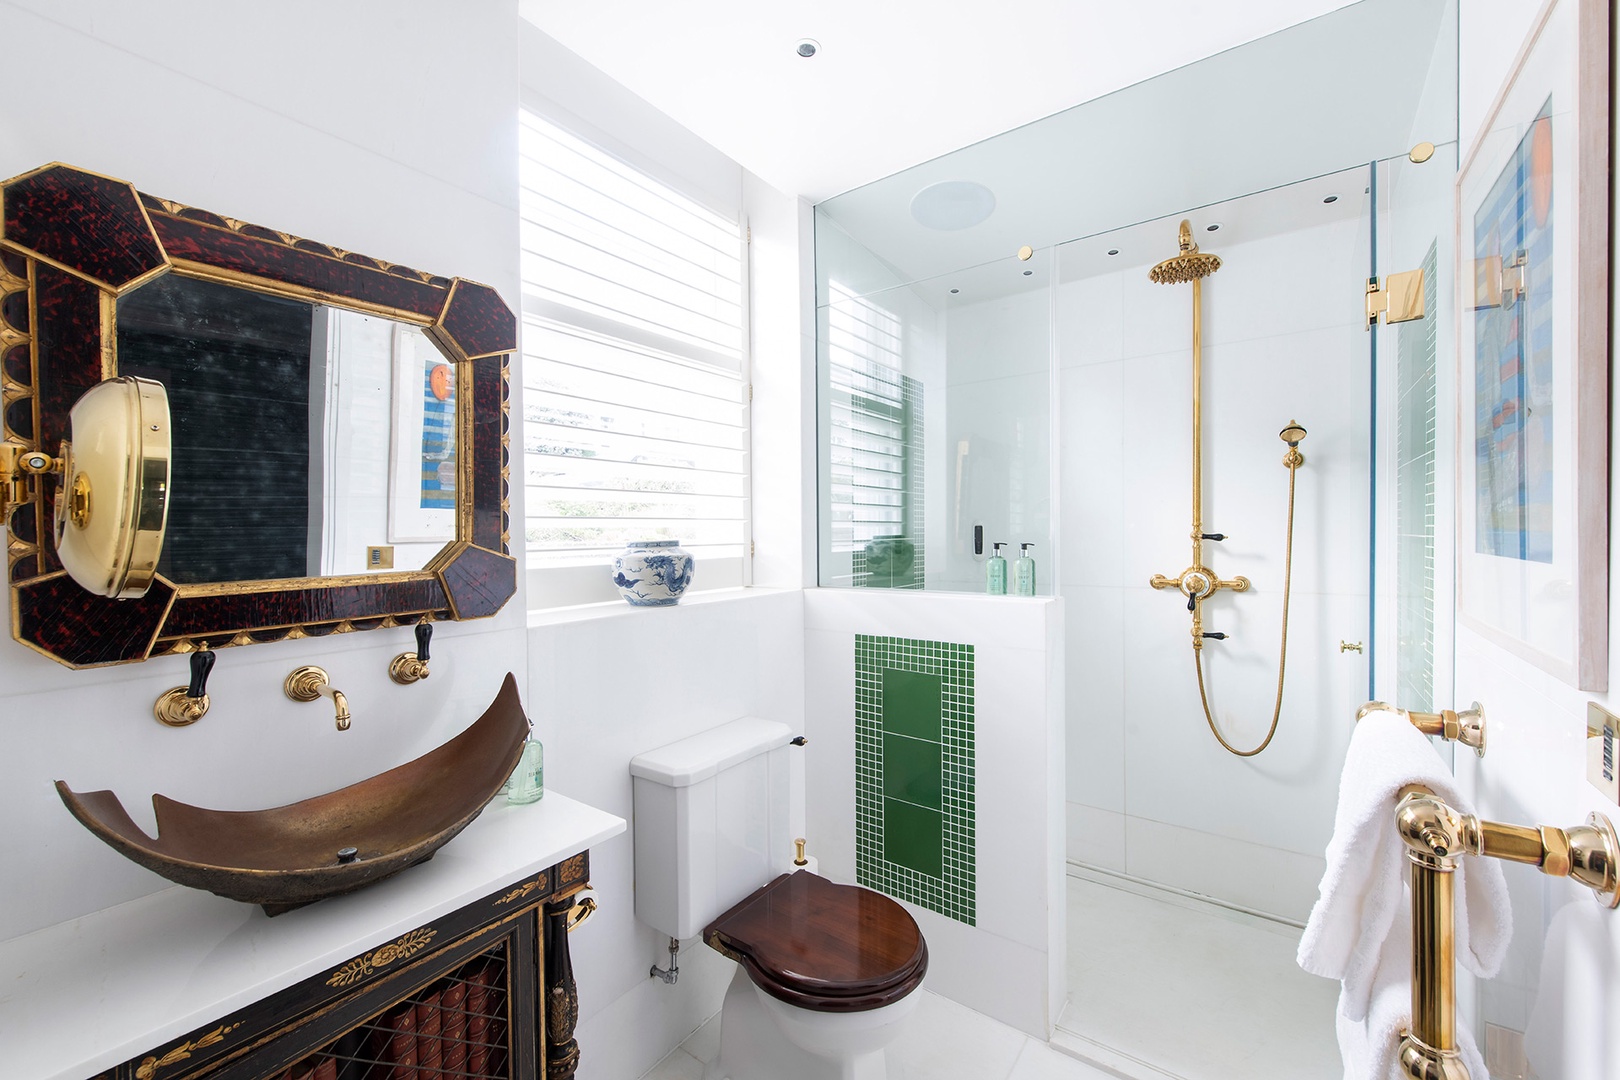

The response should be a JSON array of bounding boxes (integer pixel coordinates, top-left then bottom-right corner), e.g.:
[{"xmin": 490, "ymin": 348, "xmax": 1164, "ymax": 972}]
[{"xmin": 3, "ymin": 375, "xmax": 172, "ymax": 599}]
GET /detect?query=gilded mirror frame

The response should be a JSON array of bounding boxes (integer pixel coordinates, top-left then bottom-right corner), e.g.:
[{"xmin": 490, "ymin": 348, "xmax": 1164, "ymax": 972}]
[{"xmin": 0, "ymin": 163, "xmax": 517, "ymax": 667}]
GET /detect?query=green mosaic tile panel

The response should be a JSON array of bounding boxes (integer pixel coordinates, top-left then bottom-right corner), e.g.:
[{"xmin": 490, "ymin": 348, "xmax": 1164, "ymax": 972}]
[
  {"xmin": 882, "ymin": 669, "xmax": 942, "ymax": 740},
  {"xmin": 882, "ymin": 733, "xmax": 942, "ymax": 808},
  {"xmin": 855, "ymin": 633, "xmax": 975, "ymax": 926},
  {"xmin": 883, "ymin": 798, "xmax": 943, "ymax": 876}
]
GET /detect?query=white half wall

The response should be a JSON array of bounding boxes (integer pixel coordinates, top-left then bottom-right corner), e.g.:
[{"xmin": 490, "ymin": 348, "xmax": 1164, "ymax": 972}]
[{"xmin": 803, "ymin": 588, "xmax": 1066, "ymax": 1039}]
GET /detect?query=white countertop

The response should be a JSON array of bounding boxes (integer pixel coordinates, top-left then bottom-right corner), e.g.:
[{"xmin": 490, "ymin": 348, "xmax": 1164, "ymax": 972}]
[{"xmin": 0, "ymin": 791, "xmax": 626, "ymax": 1080}]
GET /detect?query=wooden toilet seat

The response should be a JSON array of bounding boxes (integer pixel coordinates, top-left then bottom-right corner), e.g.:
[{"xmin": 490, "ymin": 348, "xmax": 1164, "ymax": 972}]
[{"xmin": 702, "ymin": 870, "xmax": 928, "ymax": 1012}]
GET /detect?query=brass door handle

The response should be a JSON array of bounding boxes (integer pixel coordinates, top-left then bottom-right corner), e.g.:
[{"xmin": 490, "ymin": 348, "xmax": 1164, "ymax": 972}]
[{"xmin": 1340, "ymin": 641, "xmax": 1363, "ymax": 653}]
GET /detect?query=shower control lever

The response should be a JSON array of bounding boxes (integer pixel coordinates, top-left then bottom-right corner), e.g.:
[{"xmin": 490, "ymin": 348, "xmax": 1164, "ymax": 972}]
[
  {"xmin": 1202, "ymin": 632, "xmax": 1228, "ymax": 641},
  {"xmin": 1201, "ymin": 533, "xmax": 1226, "ymax": 542}
]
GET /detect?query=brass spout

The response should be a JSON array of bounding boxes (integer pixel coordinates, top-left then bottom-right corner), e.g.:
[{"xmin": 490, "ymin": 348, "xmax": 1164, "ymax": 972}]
[
  {"xmin": 285, "ymin": 666, "xmax": 352, "ymax": 731},
  {"xmin": 330, "ymin": 689, "xmax": 351, "ymax": 732}
]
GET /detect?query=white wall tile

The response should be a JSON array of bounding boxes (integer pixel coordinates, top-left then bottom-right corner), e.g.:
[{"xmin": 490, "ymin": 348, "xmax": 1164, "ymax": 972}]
[
  {"xmin": 1055, "ymin": 270, "xmax": 1124, "ymax": 369},
  {"xmin": 1121, "ymin": 816, "xmax": 1325, "ymax": 923},
  {"xmin": 1062, "ymin": 586, "xmax": 1125, "ymax": 813},
  {"xmin": 1065, "ymin": 804, "xmax": 1126, "ymax": 872},
  {"xmin": 1058, "ymin": 365, "xmax": 1126, "ymax": 588}
]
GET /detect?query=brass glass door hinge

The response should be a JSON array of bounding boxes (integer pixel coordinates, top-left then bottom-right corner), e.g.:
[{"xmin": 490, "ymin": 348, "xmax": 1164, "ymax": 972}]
[
  {"xmin": 1471, "ymin": 250, "xmax": 1528, "ymax": 310},
  {"xmin": 1365, "ymin": 268, "xmax": 1426, "ymax": 328}
]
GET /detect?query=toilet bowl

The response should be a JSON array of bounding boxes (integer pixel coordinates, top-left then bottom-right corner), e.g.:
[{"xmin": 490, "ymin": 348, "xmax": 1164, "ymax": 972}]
[
  {"xmin": 702, "ymin": 870, "xmax": 927, "ymax": 1080},
  {"xmin": 629, "ymin": 719, "xmax": 929, "ymax": 1080}
]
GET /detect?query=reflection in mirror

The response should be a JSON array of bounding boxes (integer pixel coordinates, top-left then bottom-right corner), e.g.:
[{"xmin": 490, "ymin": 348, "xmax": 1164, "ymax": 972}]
[{"xmin": 116, "ymin": 274, "xmax": 457, "ymax": 584}]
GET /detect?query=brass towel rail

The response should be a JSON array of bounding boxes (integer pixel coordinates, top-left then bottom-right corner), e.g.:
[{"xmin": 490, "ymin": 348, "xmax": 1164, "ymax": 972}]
[
  {"xmin": 1357, "ymin": 700, "xmax": 1486, "ymax": 756},
  {"xmin": 1370, "ymin": 701, "xmax": 1619, "ymax": 1079}
]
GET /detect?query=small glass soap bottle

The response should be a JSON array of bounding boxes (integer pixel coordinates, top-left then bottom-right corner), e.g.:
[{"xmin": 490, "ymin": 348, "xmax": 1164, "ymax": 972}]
[
  {"xmin": 506, "ymin": 730, "xmax": 545, "ymax": 804},
  {"xmin": 1014, "ymin": 543, "xmax": 1037, "ymax": 596},
  {"xmin": 986, "ymin": 542, "xmax": 1008, "ymax": 595}
]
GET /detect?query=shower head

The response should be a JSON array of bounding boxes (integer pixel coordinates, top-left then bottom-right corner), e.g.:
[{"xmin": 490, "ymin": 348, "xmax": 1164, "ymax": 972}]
[
  {"xmin": 1149, "ymin": 220, "xmax": 1222, "ymax": 284},
  {"xmin": 1280, "ymin": 420, "xmax": 1307, "ymax": 447}
]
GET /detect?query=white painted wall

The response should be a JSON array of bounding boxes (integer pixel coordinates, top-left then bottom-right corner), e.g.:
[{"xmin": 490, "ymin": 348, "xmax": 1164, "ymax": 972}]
[
  {"xmin": 0, "ymin": 0, "xmax": 527, "ymax": 941},
  {"xmin": 802, "ymin": 590, "xmax": 1066, "ymax": 1039},
  {"xmin": 1452, "ymin": 4, "xmax": 1620, "ymax": 1075},
  {"xmin": 0, "ymin": 13, "xmax": 816, "ymax": 1080},
  {"xmin": 1059, "ymin": 210, "xmax": 1372, "ymax": 922},
  {"xmin": 528, "ymin": 590, "xmax": 807, "ymax": 1080},
  {"xmin": 518, "ymin": 24, "xmax": 817, "ymax": 1079}
]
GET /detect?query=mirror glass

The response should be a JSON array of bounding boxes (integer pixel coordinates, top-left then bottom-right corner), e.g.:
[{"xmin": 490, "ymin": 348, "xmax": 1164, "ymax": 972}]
[{"xmin": 115, "ymin": 273, "xmax": 457, "ymax": 584}]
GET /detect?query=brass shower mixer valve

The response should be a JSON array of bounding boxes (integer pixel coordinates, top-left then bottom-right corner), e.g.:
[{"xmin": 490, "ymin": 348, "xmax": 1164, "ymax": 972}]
[{"xmin": 1150, "ymin": 564, "xmax": 1250, "ymax": 632}]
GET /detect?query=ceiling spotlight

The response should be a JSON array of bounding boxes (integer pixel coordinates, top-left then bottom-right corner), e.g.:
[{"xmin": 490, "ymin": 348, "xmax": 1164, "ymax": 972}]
[
  {"xmin": 950, "ymin": 288, "xmax": 960, "ymax": 294},
  {"xmin": 1323, "ymin": 194, "xmax": 1339, "ymax": 204},
  {"xmin": 1205, "ymin": 223, "xmax": 1221, "ymax": 232},
  {"xmin": 1023, "ymin": 270, "xmax": 1033, "ymax": 276},
  {"xmin": 1107, "ymin": 249, "xmax": 1120, "ymax": 256},
  {"xmin": 796, "ymin": 38, "xmax": 820, "ymax": 58}
]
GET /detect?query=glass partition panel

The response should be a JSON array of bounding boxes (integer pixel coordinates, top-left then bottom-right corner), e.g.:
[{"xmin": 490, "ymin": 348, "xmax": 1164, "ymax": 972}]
[{"xmin": 817, "ymin": 235, "xmax": 1053, "ymax": 593}]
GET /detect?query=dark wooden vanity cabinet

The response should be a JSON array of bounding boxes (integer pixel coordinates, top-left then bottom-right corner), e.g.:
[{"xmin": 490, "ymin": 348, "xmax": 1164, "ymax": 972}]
[{"xmin": 114, "ymin": 854, "xmax": 592, "ymax": 1080}]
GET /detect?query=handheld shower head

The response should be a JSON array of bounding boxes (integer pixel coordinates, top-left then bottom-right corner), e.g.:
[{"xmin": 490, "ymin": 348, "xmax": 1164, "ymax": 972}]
[
  {"xmin": 1280, "ymin": 420, "xmax": 1307, "ymax": 447},
  {"xmin": 1149, "ymin": 220, "xmax": 1222, "ymax": 284}
]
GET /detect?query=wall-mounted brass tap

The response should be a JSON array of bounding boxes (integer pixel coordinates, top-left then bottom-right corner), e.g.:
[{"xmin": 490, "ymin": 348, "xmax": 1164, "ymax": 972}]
[
  {"xmin": 389, "ymin": 620, "xmax": 433, "ymax": 685},
  {"xmin": 154, "ymin": 644, "xmax": 216, "ymax": 727},
  {"xmin": 285, "ymin": 665, "xmax": 351, "ymax": 730}
]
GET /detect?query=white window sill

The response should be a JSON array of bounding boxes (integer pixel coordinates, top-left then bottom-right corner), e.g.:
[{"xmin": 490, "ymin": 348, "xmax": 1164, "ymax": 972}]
[{"xmin": 525, "ymin": 585, "xmax": 798, "ymax": 629}]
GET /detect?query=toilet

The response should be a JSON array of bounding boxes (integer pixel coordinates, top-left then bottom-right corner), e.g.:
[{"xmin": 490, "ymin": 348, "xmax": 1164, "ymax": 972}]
[{"xmin": 630, "ymin": 718, "xmax": 928, "ymax": 1080}]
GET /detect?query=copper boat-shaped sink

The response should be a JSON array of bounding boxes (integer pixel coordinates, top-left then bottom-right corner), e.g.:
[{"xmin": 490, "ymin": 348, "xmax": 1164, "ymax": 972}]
[{"xmin": 57, "ymin": 673, "xmax": 529, "ymax": 915}]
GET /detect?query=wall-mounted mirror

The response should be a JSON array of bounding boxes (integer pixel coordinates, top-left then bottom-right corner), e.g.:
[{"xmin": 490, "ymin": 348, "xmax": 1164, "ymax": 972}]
[{"xmin": 0, "ymin": 163, "xmax": 518, "ymax": 668}]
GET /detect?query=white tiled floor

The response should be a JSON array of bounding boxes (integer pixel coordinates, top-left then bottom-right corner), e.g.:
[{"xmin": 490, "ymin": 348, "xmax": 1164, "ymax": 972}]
[
  {"xmin": 1058, "ymin": 871, "xmax": 1341, "ymax": 1080},
  {"xmin": 640, "ymin": 990, "xmax": 1117, "ymax": 1080},
  {"xmin": 639, "ymin": 871, "xmax": 1342, "ymax": 1080}
]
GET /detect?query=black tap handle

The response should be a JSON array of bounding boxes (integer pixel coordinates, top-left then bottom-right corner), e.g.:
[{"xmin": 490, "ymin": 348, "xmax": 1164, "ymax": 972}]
[
  {"xmin": 1201, "ymin": 533, "xmax": 1226, "ymax": 542},
  {"xmin": 187, "ymin": 647, "xmax": 216, "ymax": 699},
  {"xmin": 415, "ymin": 620, "xmax": 433, "ymax": 663},
  {"xmin": 1187, "ymin": 594, "xmax": 1197, "ymax": 612},
  {"xmin": 1202, "ymin": 632, "xmax": 1228, "ymax": 641}
]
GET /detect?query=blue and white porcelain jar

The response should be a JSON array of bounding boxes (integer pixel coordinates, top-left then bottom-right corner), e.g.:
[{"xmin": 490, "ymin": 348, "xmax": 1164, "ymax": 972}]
[{"xmin": 612, "ymin": 540, "xmax": 695, "ymax": 607}]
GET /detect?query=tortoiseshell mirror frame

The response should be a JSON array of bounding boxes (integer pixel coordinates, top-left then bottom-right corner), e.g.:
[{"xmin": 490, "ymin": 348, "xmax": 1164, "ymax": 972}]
[{"xmin": 1, "ymin": 163, "xmax": 517, "ymax": 668}]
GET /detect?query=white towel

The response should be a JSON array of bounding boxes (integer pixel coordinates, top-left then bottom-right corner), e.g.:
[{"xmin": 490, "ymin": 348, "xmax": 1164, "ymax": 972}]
[
  {"xmin": 1525, "ymin": 895, "xmax": 1620, "ymax": 1079},
  {"xmin": 1337, "ymin": 904, "xmax": 1488, "ymax": 1080},
  {"xmin": 1298, "ymin": 708, "xmax": 1511, "ymax": 1075}
]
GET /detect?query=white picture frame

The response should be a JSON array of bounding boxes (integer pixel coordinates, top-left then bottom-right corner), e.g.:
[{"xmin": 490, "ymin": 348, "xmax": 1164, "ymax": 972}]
[{"xmin": 1454, "ymin": 0, "xmax": 1610, "ymax": 690}]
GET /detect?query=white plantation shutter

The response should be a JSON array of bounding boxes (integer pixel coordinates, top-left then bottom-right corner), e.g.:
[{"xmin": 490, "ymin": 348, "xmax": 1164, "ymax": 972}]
[
  {"xmin": 826, "ymin": 283, "xmax": 905, "ymax": 552},
  {"xmin": 519, "ymin": 110, "xmax": 749, "ymax": 580}
]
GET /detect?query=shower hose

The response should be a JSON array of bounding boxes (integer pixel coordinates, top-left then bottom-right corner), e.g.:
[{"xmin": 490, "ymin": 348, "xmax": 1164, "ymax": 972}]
[{"xmin": 1193, "ymin": 449, "xmax": 1301, "ymax": 757}]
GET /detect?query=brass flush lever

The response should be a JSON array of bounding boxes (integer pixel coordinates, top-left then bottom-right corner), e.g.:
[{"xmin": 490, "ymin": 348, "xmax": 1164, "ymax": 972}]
[
  {"xmin": 285, "ymin": 666, "xmax": 351, "ymax": 731},
  {"xmin": 389, "ymin": 620, "xmax": 433, "ymax": 685},
  {"xmin": 154, "ymin": 644, "xmax": 216, "ymax": 727}
]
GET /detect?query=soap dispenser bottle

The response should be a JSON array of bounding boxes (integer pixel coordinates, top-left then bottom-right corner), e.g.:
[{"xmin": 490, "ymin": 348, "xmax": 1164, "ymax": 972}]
[
  {"xmin": 1014, "ymin": 543, "xmax": 1037, "ymax": 596},
  {"xmin": 506, "ymin": 727, "xmax": 545, "ymax": 804},
  {"xmin": 986, "ymin": 543, "xmax": 1008, "ymax": 595}
]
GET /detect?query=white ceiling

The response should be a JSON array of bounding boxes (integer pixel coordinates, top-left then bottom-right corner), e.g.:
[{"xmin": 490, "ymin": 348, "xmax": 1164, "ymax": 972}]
[
  {"xmin": 815, "ymin": 0, "xmax": 1452, "ymax": 290},
  {"xmin": 517, "ymin": 1, "xmax": 1359, "ymax": 202}
]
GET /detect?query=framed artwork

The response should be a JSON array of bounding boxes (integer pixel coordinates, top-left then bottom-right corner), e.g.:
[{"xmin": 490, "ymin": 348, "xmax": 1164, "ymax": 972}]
[
  {"xmin": 389, "ymin": 322, "xmax": 460, "ymax": 544},
  {"xmin": 1455, "ymin": 0, "xmax": 1610, "ymax": 690}
]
